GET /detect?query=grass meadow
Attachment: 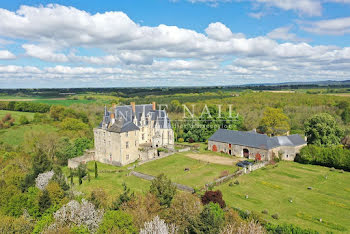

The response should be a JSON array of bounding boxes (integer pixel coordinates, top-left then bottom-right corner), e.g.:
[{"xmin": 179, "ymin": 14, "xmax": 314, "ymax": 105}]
[
  {"xmin": 217, "ymin": 161, "xmax": 350, "ymax": 233},
  {"xmin": 0, "ymin": 110, "xmax": 35, "ymax": 124},
  {"xmin": 0, "ymin": 123, "xmax": 57, "ymax": 146},
  {"xmin": 134, "ymin": 153, "xmax": 237, "ymax": 190}
]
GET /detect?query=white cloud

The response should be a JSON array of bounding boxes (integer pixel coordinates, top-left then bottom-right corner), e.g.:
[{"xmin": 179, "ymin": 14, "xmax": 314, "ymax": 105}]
[
  {"xmin": 301, "ymin": 17, "xmax": 350, "ymax": 35},
  {"xmin": 267, "ymin": 26, "xmax": 308, "ymax": 42},
  {"xmin": 254, "ymin": 0, "xmax": 322, "ymax": 16},
  {"xmin": 0, "ymin": 50, "xmax": 15, "ymax": 59},
  {"xmin": 0, "ymin": 4, "xmax": 350, "ymax": 87}
]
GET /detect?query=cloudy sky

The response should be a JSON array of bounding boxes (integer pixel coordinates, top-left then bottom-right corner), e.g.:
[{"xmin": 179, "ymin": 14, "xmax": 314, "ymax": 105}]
[{"xmin": 0, "ymin": 0, "xmax": 349, "ymax": 88}]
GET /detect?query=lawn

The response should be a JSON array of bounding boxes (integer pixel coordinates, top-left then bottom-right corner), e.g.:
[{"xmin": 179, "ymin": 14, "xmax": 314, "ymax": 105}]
[
  {"xmin": 0, "ymin": 110, "xmax": 35, "ymax": 124},
  {"xmin": 0, "ymin": 123, "xmax": 57, "ymax": 146},
  {"xmin": 63, "ymin": 161, "xmax": 150, "ymax": 203},
  {"xmin": 135, "ymin": 153, "xmax": 238, "ymax": 190},
  {"xmin": 217, "ymin": 161, "xmax": 350, "ymax": 233}
]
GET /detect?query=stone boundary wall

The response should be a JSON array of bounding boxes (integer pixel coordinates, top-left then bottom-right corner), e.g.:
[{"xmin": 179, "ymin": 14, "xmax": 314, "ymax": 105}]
[
  {"xmin": 177, "ymin": 147, "xmax": 191, "ymax": 153},
  {"xmin": 206, "ymin": 161, "xmax": 269, "ymax": 188},
  {"xmin": 130, "ymin": 171, "xmax": 194, "ymax": 193},
  {"xmin": 137, "ymin": 151, "xmax": 174, "ymax": 166},
  {"xmin": 68, "ymin": 151, "xmax": 95, "ymax": 169}
]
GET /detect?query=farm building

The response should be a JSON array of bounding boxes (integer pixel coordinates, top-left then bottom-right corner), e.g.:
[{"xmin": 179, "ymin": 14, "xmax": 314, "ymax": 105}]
[{"xmin": 208, "ymin": 129, "xmax": 306, "ymax": 161}]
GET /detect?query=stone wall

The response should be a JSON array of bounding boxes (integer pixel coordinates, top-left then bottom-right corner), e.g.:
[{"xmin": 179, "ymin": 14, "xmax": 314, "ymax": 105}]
[{"xmin": 68, "ymin": 151, "xmax": 95, "ymax": 169}]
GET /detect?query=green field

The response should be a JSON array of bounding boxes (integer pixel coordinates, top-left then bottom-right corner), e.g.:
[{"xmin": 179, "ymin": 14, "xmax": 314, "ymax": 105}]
[
  {"xmin": 135, "ymin": 153, "xmax": 237, "ymax": 190},
  {"xmin": 0, "ymin": 110, "xmax": 35, "ymax": 124},
  {"xmin": 217, "ymin": 161, "xmax": 350, "ymax": 233},
  {"xmin": 32, "ymin": 99, "xmax": 98, "ymax": 106},
  {"xmin": 0, "ymin": 123, "xmax": 57, "ymax": 146}
]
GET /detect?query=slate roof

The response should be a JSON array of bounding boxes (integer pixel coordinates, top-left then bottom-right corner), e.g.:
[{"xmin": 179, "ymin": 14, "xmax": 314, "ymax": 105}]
[
  {"xmin": 99, "ymin": 103, "xmax": 171, "ymax": 132},
  {"xmin": 208, "ymin": 129, "xmax": 306, "ymax": 150}
]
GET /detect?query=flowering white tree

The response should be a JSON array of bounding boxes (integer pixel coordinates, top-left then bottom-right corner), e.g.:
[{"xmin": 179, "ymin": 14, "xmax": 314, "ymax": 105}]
[
  {"xmin": 48, "ymin": 199, "xmax": 103, "ymax": 232},
  {"xmin": 140, "ymin": 216, "xmax": 178, "ymax": 234},
  {"xmin": 35, "ymin": 170, "xmax": 54, "ymax": 190},
  {"xmin": 220, "ymin": 221, "xmax": 266, "ymax": 234}
]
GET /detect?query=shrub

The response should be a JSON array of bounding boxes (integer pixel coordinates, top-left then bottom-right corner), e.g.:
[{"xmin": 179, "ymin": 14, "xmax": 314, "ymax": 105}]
[
  {"xmin": 234, "ymin": 180, "xmax": 240, "ymax": 185},
  {"xmin": 271, "ymin": 213, "xmax": 279, "ymax": 220},
  {"xmin": 19, "ymin": 115, "xmax": 29, "ymax": 125},
  {"xmin": 265, "ymin": 223, "xmax": 319, "ymax": 234},
  {"xmin": 178, "ymin": 138, "xmax": 184, "ymax": 143},
  {"xmin": 201, "ymin": 190, "xmax": 226, "ymax": 208},
  {"xmin": 261, "ymin": 209, "xmax": 268, "ymax": 215}
]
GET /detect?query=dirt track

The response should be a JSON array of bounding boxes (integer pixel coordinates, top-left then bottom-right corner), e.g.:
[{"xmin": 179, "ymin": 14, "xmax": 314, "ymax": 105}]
[{"xmin": 185, "ymin": 153, "xmax": 241, "ymax": 166}]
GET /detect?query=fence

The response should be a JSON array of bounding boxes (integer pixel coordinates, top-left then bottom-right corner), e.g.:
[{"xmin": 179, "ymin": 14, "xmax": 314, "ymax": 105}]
[{"xmin": 206, "ymin": 161, "xmax": 269, "ymax": 188}]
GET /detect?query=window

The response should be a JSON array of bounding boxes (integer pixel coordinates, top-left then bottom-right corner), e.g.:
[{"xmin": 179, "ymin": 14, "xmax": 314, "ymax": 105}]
[
  {"xmin": 126, "ymin": 154, "xmax": 129, "ymax": 160},
  {"xmin": 126, "ymin": 141, "xmax": 129, "ymax": 149},
  {"xmin": 126, "ymin": 132, "xmax": 128, "ymax": 137},
  {"xmin": 142, "ymin": 134, "xmax": 145, "ymax": 140},
  {"xmin": 135, "ymin": 141, "xmax": 137, "ymax": 146}
]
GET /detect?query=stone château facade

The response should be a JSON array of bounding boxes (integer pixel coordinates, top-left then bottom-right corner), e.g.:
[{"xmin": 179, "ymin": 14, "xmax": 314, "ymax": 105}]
[
  {"xmin": 208, "ymin": 129, "xmax": 306, "ymax": 161},
  {"xmin": 94, "ymin": 102, "xmax": 174, "ymax": 166}
]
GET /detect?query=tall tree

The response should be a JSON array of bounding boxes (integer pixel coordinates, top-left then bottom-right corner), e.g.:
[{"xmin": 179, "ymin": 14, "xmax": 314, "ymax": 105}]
[
  {"xmin": 38, "ymin": 190, "xmax": 51, "ymax": 213},
  {"xmin": 95, "ymin": 161, "xmax": 98, "ymax": 179},
  {"xmin": 304, "ymin": 113, "xmax": 344, "ymax": 146},
  {"xmin": 258, "ymin": 107, "xmax": 290, "ymax": 136},
  {"xmin": 150, "ymin": 174, "xmax": 176, "ymax": 207}
]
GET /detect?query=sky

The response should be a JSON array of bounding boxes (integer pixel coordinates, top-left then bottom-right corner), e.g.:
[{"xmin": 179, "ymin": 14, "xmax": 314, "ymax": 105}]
[{"xmin": 0, "ymin": 0, "xmax": 349, "ymax": 88}]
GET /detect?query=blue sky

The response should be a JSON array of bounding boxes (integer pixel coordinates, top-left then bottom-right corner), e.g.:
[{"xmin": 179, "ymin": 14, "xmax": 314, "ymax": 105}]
[{"xmin": 0, "ymin": 0, "xmax": 349, "ymax": 88}]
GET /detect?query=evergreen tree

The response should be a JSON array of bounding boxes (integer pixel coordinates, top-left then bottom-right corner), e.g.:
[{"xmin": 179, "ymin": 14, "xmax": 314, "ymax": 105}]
[
  {"xmin": 112, "ymin": 183, "xmax": 134, "ymax": 210},
  {"xmin": 38, "ymin": 190, "xmax": 51, "ymax": 213},
  {"xmin": 150, "ymin": 174, "xmax": 176, "ymax": 207},
  {"xmin": 95, "ymin": 161, "xmax": 98, "ymax": 178}
]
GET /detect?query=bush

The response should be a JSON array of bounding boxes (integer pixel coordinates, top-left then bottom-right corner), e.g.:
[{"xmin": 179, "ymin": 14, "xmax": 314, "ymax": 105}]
[
  {"xmin": 19, "ymin": 115, "xmax": 29, "ymax": 125},
  {"xmin": 265, "ymin": 223, "xmax": 319, "ymax": 234},
  {"xmin": 261, "ymin": 209, "xmax": 268, "ymax": 215},
  {"xmin": 271, "ymin": 213, "xmax": 279, "ymax": 220},
  {"xmin": 178, "ymin": 138, "xmax": 184, "ymax": 143},
  {"xmin": 298, "ymin": 144, "xmax": 350, "ymax": 171},
  {"xmin": 201, "ymin": 190, "xmax": 226, "ymax": 208}
]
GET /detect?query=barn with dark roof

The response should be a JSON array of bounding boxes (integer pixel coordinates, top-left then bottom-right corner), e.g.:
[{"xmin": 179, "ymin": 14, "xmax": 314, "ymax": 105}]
[{"xmin": 208, "ymin": 129, "xmax": 306, "ymax": 161}]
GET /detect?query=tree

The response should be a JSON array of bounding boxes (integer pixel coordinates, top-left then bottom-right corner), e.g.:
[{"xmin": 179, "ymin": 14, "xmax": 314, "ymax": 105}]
[
  {"xmin": 89, "ymin": 188, "xmax": 108, "ymax": 209},
  {"xmin": 112, "ymin": 183, "xmax": 134, "ymax": 210},
  {"xmin": 258, "ymin": 107, "xmax": 290, "ymax": 136},
  {"xmin": 94, "ymin": 161, "xmax": 98, "ymax": 178},
  {"xmin": 49, "ymin": 105, "xmax": 65, "ymax": 121},
  {"xmin": 38, "ymin": 190, "xmax": 51, "ymax": 214},
  {"xmin": 304, "ymin": 113, "xmax": 344, "ymax": 146},
  {"xmin": 32, "ymin": 149, "xmax": 52, "ymax": 176},
  {"xmin": 188, "ymin": 202, "xmax": 225, "ymax": 234},
  {"xmin": 140, "ymin": 216, "xmax": 177, "ymax": 234},
  {"xmin": 150, "ymin": 174, "xmax": 176, "ymax": 207},
  {"xmin": 201, "ymin": 190, "xmax": 226, "ymax": 208},
  {"xmin": 98, "ymin": 210, "xmax": 137, "ymax": 234},
  {"xmin": 165, "ymin": 193, "xmax": 202, "ymax": 233}
]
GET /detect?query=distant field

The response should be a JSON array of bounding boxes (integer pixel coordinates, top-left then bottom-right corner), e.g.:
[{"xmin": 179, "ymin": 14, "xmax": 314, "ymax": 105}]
[
  {"xmin": 218, "ymin": 161, "xmax": 350, "ymax": 233},
  {"xmin": 32, "ymin": 99, "xmax": 98, "ymax": 106},
  {"xmin": 135, "ymin": 153, "xmax": 237, "ymax": 190},
  {"xmin": 0, "ymin": 123, "xmax": 57, "ymax": 146},
  {"xmin": 0, "ymin": 110, "xmax": 35, "ymax": 124}
]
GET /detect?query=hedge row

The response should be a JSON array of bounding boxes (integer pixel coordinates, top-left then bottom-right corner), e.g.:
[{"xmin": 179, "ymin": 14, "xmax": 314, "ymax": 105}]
[
  {"xmin": 0, "ymin": 101, "xmax": 50, "ymax": 113},
  {"xmin": 296, "ymin": 145, "xmax": 350, "ymax": 171}
]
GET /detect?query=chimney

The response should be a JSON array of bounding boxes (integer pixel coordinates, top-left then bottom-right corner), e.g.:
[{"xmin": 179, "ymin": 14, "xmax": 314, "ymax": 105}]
[
  {"xmin": 152, "ymin": 102, "xmax": 156, "ymax": 111},
  {"xmin": 130, "ymin": 102, "xmax": 136, "ymax": 113},
  {"xmin": 110, "ymin": 113, "xmax": 115, "ymax": 125}
]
